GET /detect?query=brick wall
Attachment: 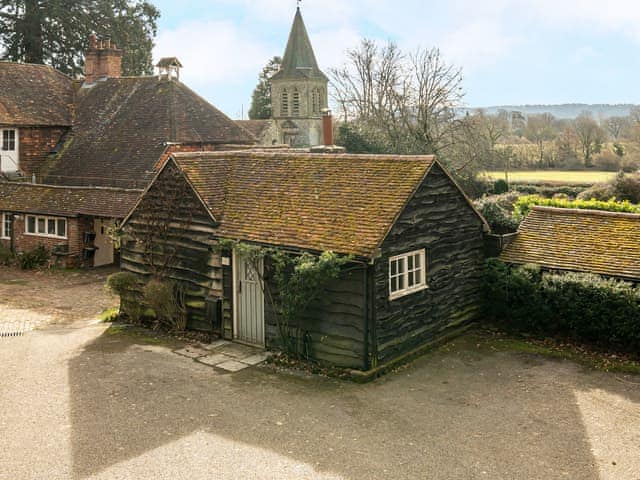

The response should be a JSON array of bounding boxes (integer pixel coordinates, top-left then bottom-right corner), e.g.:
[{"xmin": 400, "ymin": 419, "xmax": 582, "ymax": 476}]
[{"xmin": 19, "ymin": 127, "xmax": 68, "ymax": 177}]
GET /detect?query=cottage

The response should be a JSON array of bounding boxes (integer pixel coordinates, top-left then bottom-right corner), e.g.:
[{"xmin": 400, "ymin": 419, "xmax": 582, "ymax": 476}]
[
  {"xmin": 0, "ymin": 182, "xmax": 140, "ymax": 266},
  {"xmin": 121, "ymin": 150, "xmax": 488, "ymax": 370},
  {"xmin": 0, "ymin": 35, "xmax": 257, "ymax": 265},
  {"xmin": 500, "ymin": 206, "xmax": 640, "ymax": 282}
]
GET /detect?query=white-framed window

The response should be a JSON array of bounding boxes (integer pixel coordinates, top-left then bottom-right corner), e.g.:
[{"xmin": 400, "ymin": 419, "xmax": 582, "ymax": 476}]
[
  {"xmin": 389, "ymin": 249, "xmax": 427, "ymax": 299},
  {"xmin": 1, "ymin": 129, "xmax": 16, "ymax": 151},
  {"xmin": 25, "ymin": 215, "xmax": 67, "ymax": 239},
  {"xmin": 1, "ymin": 213, "xmax": 11, "ymax": 239}
]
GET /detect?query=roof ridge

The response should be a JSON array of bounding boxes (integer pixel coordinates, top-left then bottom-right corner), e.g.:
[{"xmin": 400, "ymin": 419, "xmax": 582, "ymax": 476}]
[
  {"xmin": 3, "ymin": 182, "xmax": 143, "ymax": 193},
  {"xmin": 532, "ymin": 205, "xmax": 640, "ymax": 219}
]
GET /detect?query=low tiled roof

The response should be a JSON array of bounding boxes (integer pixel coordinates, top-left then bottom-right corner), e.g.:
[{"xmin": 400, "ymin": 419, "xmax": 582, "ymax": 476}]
[
  {"xmin": 0, "ymin": 62, "xmax": 74, "ymax": 126},
  {"xmin": 236, "ymin": 120, "xmax": 272, "ymax": 139},
  {"xmin": 0, "ymin": 182, "xmax": 141, "ymax": 218},
  {"xmin": 40, "ymin": 77, "xmax": 255, "ymax": 188},
  {"xmin": 500, "ymin": 206, "xmax": 640, "ymax": 281},
  {"xmin": 172, "ymin": 151, "xmax": 436, "ymax": 258}
]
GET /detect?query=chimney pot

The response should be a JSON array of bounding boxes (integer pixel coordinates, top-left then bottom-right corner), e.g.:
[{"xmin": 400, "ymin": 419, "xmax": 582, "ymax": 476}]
[
  {"xmin": 104, "ymin": 37, "xmax": 111, "ymax": 49},
  {"xmin": 89, "ymin": 34, "xmax": 97, "ymax": 49},
  {"xmin": 322, "ymin": 108, "xmax": 334, "ymax": 146},
  {"xmin": 84, "ymin": 34, "xmax": 122, "ymax": 84}
]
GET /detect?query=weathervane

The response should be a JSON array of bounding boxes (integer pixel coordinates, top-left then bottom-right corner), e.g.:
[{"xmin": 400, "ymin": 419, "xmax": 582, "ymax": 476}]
[{"xmin": 297, "ymin": 0, "xmax": 301, "ymax": 8}]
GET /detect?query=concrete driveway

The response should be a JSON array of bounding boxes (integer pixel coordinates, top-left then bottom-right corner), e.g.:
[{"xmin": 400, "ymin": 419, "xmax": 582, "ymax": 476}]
[{"xmin": 0, "ymin": 267, "xmax": 639, "ymax": 480}]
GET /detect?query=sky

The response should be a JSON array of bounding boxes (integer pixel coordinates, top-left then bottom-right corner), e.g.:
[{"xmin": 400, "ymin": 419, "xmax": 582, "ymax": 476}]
[{"xmin": 152, "ymin": 0, "xmax": 640, "ymax": 119}]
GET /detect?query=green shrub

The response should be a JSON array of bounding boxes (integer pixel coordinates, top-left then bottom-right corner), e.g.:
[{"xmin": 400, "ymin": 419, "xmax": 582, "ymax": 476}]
[
  {"xmin": 18, "ymin": 245, "xmax": 50, "ymax": 269},
  {"xmin": 493, "ymin": 178, "xmax": 509, "ymax": 194},
  {"xmin": 513, "ymin": 194, "xmax": 640, "ymax": 220},
  {"xmin": 0, "ymin": 244, "xmax": 14, "ymax": 266},
  {"xmin": 510, "ymin": 183, "xmax": 587, "ymax": 198},
  {"xmin": 475, "ymin": 196, "xmax": 520, "ymax": 234},
  {"xmin": 106, "ymin": 271, "xmax": 145, "ymax": 323},
  {"xmin": 484, "ymin": 260, "xmax": 640, "ymax": 352},
  {"xmin": 593, "ymin": 151, "xmax": 622, "ymax": 171},
  {"xmin": 143, "ymin": 279, "xmax": 186, "ymax": 332},
  {"xmin": 613, "ymin": 171, "xmax": 640, "ymax": 203}
]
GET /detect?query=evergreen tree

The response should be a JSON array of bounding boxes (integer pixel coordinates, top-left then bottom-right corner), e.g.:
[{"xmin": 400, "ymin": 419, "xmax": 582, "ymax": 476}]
[
  {"xmin": 0, "ymin": 0, "xmax": 159, "ymax": 76},
  {"xmin": 248, "ymin": 56, "xmax": 281, "ymax": 120}
]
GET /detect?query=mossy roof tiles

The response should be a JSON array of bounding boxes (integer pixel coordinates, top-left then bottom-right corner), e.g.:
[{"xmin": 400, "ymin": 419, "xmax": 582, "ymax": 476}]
[
  {"xmin": 173, "ymin": 151, "xmax": 436, "ymax": 258},
  {"xmin": 0, "ymin": 62, "xmax": 74, "ymax": 126},
  {"xmin": 0, "ymin": 182, "xmax": 140, "ymax": 218},
  {"xmin": 500, "ymin": 206, "xmax": 640, "ymax": 281}
]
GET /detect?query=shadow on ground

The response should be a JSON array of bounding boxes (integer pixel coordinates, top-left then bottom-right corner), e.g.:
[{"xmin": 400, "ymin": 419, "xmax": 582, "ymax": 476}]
[{"xmin": 64, "ymin": 328, "xmax": 640, "ymax": 480}]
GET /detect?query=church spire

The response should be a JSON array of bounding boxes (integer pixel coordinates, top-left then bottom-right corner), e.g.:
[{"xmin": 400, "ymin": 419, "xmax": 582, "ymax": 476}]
[{"xmin": 271, "ymin": 6, "xmax": 327, "ymax": 81}]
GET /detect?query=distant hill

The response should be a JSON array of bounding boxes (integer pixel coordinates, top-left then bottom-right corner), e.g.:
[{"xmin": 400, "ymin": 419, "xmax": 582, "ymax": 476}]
[{"xmin": 461, "ymin": 104, "xmax": 637, "ymax": 120}]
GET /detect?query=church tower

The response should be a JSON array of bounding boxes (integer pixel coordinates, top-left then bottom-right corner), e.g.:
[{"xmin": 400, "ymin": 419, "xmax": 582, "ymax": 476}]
[{"xmin": 271, "ymin": 7, "xmax": 328, "ymax": 147}]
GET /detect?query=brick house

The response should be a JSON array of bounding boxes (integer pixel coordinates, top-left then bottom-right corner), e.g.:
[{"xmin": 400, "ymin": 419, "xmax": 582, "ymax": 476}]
[{"xmin": 0, "ymin": 35, "xmax": 257, "ymax": 265}]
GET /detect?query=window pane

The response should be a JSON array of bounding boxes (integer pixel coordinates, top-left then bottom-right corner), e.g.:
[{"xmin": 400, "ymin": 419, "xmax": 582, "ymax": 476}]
[
  {"xmin": 397, "ymin": 257, "xmax": 405, "ymax": 274},
  {"xmin": 390, "ymin": 259, "xmax": 397, "ymax": 276},
  {"xmin": 408, "ymin": 255, "xmax": 413, "ymax": 270},
  {"xmin": 390, "ymin": 276, "xmax": 397, "ymax": 292},
  {"xmin": 398, "ymin": 274, "xmax": 405, "ymax": 290},
  {"xmin": 48, "ymin": 219, "xmax": 56, "ymax": 235},
  {"xmin": 37, "ymin": 218, "xmax": 45, "ymax": 234},
  {"xmin": 415, "ymin": 267, "xmax": 422, "ymax": 285},
  {"xmin": 408, "ymin": 271, "xmax": 414, "ymax": 286},
  {"xmin": 27, "ymin": 216, "xmax": 35, "ymax": 233},
  {"xmin": 414, "ymin": 254, "xmax": 420, "ymax": 269},
  {"xmin": 57, "ymin": 219, "xmax": 66, "ymax": 237}
]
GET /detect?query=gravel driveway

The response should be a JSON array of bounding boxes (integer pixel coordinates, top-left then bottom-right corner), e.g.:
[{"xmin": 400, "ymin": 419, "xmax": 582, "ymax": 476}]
[{"xmin": 0, "ymin": 267, "xmax": 639, "ymax": 479}]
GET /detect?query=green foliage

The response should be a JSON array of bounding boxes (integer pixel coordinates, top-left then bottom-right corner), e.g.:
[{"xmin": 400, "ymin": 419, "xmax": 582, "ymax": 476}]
[
  {"xmin": 484, "ymin": 260, "xmax": 640, "ymax": 352},
  {"xmin": 106, "ymin": 271, "xmax": 145, "ymax": 323},
  {"xmin": 17, "ymin": 245, "xmax": 49, "ymax": 269},
  {"xmin": 143, "ymin": 279, "xmax": 187, "ymax": 332},
  {"xmin": 613, "ymin": 142, "xmax": 625, "ymax": 157},
  {"xmin": 0, "ymin": 244, "xmax": 14, "ymax": 265},
  {"xmin": 0, "ymin": 0, "xmax": 159, "ymax": 76},
  {"xmin": 513, "ymin": 194, "xmax": 640, "ymax": 221},
  {"xmin": 474, "ymin": 195, "xmax": 520, "ymax": 234},
  {"xmin": 335, "ymin": 123, "xmax": 385, "ymax": 154},
  {"xmin": 248, "ymin": 56, "xmax": 281, "ymax": 120},
  {"xmin": 492, "ymin": 178, "xmax": 509, "ymax": 194},
  {"xmin": 511, "ymin": 183, "xmax": 587, "ymax": 198}
]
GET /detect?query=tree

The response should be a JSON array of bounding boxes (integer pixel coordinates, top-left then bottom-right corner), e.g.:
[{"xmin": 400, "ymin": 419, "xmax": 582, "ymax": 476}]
[
  {"xmin": 523, "ymin": 113, "xmax": 556, "ymax": 167},
  {"xmin": 604, "ymin": 116, "xmax": 628, "ymax": 140},
  {"xmin": 248, "ymin": 56, "xmax": 281, "ymax": 120},
  {"xmin": 0, "ymin": 0, "xmax": 159, "ymax": 76},
  {"xmin": 330, "ymin": 39, "xmax": 464, "ymax": 156},
  {"xmin": 573, "ymin": 112, "xmax": 605, "ymax": 167}
]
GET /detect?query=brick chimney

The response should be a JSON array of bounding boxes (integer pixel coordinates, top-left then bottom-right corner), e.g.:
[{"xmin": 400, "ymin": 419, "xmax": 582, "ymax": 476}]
[
  {"xmin": 310, "ymin": 108, "xmax": 346, "ymax": 153},
  {"xmin": 84, "ymin": 34, "xmax": 122, "ymax": 84}
]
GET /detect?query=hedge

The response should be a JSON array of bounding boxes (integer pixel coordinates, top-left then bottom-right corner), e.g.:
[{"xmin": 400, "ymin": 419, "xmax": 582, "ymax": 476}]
[
  {"xmin": 484, "ymin": 259, "xmax": 640, "ymax": 352},
  {"xmin": 513, "ymin": 195, "xmax": 640, "ymax": 221}
]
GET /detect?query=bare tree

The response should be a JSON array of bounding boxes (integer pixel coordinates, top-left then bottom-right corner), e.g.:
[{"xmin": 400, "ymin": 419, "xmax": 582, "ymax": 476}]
[
  {"xmin": 523, "ymin": 113, "xmax": 556, "ymax": 167},
  {"xmin": 604, "ymin": 116, "xmax": 628, "ymax": 140},
  {"xmin": 573, "ymin": 112, "xmax": 605, "ymax": 167},
  {"xmin": 330, "ymin": 39, "xmax": 464, "ymax": 156}
]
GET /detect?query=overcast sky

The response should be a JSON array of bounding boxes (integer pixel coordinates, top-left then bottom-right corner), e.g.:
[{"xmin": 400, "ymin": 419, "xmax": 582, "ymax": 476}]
[{"xmin": 153, "ymin": 0, "xmax": 640, "ymax": 119}]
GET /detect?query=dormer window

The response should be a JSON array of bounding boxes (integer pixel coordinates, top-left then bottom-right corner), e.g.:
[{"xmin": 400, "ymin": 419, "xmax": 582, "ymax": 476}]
[
  {"xmin": 292, "ymin": 89, "xmax": 300, "ymax": 116},
  {"xmin": 281, "ymin": 89, "xmax": 289, "ymax": 116}
]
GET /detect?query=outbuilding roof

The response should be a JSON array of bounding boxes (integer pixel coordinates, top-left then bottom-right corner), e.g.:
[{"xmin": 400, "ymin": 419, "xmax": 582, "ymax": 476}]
[
  {"xmin": 0, "ymin": 62, "xmax": 75, "ymax": 126},
  {"xmin": 0, "ymin": 182, "xmax": 141, "ymax": 218},
  {"xmin": 167, "ymin": 151, "xmax": 439, "ymax": 258},
  {"xmin": 500, "ymin": 206, "xmax": 640, "ymax": 281}
]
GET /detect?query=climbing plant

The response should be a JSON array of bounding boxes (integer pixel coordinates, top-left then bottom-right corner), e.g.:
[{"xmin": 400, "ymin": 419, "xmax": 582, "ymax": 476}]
[{"xmin": 216, "ymin": 239, "xmax": 351, "ymax": 356}]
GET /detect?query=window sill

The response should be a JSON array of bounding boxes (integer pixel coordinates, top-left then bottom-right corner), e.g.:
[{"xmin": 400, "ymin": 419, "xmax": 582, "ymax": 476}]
[
  {"xmin": 389, "ymin": 284, "xmax": 428, "ymax": 301},
  {"xmin": 24, "ymin": 232, "xmax": 68, "ymax": 240}
]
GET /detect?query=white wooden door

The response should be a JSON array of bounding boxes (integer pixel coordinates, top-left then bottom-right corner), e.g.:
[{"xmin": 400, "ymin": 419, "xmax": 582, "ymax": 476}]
[
  {"xmin": 93, "ymin": 218, "xmax": 115, "ymax": 267},
  {"xmin": 1, "ymin": 129, "xmax": 19, "ymax": 173},
  {"xmin": 236, "ymin": 255, "xmax": 265, "ymax": 346}
]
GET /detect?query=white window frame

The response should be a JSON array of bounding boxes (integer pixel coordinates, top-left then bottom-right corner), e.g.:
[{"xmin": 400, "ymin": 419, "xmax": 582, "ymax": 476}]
[
  {"xmin": 24, "ymin": 215, "xmax": 67, "ymax": 239},
  {"xmin": 1, "ymin": 129, "xmax": 17, "ymax": 152},
  {"xmin": 388, "ymin": 249, "xmax": 427, "ymax": 300},
  {"xmin": 1, "ymin": 213, "xmax": 11, "ymax": 239}
]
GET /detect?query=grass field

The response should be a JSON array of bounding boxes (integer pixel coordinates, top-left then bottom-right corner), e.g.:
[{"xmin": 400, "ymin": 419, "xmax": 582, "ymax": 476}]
[{"xmin": 485, "ymin": 170, "xmax": 616, "ymax": 184}]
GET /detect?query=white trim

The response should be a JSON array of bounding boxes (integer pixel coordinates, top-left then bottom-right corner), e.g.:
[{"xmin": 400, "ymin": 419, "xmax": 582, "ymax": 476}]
[
  {"xmin": 388, "ymin": 249, "xmax": 427, "ymax": 300},
  {"xmin": 24, "ymin": 214, "xmax": 67, "ymax": 240}
]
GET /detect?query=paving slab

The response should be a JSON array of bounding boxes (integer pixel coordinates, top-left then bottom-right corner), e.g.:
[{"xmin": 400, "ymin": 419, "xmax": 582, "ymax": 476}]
[
  {"xmin": 216, "ymin": 343, "xmax": 259, "ymax": 358},
  {"xmin": 240, "ymin": 352, "xmax": 272, "ymax": 365},
  {"xmin": 196, "ymin": 353, "xmax": 230, "ymax": 367},
  {"xmin": 200, "ymin": 339, "xmax": 230, "ymax": 350},
  {"xmin": 216, "ymin": 360, "xmax": 250, "ymax": 372},
  {"xmin": 173, "ymin": 345, "xmax": 210, "ymax": 358}
]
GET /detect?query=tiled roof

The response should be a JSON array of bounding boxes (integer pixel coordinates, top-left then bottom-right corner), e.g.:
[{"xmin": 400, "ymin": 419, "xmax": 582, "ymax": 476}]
[
  {"xmin": 500, "ymin": 206, "xmax": 640, "ymax": 281},
  {"xmin": 0, "ymin": 62, "xmax": 75, "ymax": 126},
  {"xmin": 0, "ymin": 182, "xmax": 141, "ymax": 218},
  {"xmin": 40, "ymin": 77, "xmax": 255, "ymax": 188},
  {"xmin": 236, "ymin": 120, "xmax": 272, "ymax": 139},
  {"xmin": 173, "ymin": 151, "xmax": 436, "ymax": 258}
]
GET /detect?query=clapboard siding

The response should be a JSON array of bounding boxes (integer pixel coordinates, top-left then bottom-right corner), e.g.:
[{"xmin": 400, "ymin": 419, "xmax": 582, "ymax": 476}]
[
  {"xmin": 264, "ymin": 263, "xmax": 368, "ymax": 369},
  {"xmin": 121, "ymin": 163, "xmax": 221, "ymax": 331},
  {"xmin": 373, "ymin": 163, "xmax": 485, "ymax": 363}
]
